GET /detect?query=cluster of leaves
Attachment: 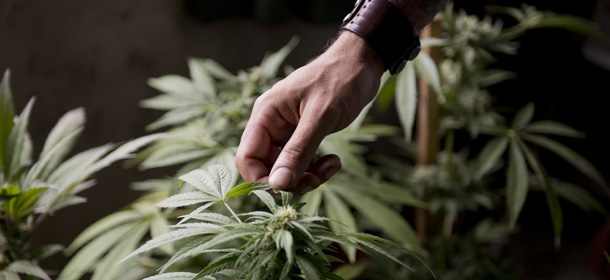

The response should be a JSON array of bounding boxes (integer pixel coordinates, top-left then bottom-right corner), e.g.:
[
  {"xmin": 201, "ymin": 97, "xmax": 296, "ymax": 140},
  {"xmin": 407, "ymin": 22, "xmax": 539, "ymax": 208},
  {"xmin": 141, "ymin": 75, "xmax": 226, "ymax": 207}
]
[
  {"xmin": 438, "ymin": 2, "xmax": 605, "ymax": 134},
  {"xmin": 0, "ymin": 70, "xmax": 160, "ymax": 279},
  {"xmin": 437, "ymin": 3, "xmax": 608, "ymax": 241},
  {"xmin": 133, "ymin": 37, "xmax": 299, "ymax": 172},
  {"xmin": 300, "ymin": 98, "xmax": 427, "ymax": 262},
  {"xmin": 364, "ymin": 219, "xmax": 517, "ymax": 280},
  {"xmin": 122, "ymin": 165, "xmax": 429, "ymax": 280},
  {"xmin": 407, "ymin": 152, "xmax": 495, "ymax": 218},
  {"xmin": 367, "ymin": 3, "xmax": 609, "ymax": 279},
  {"xmin": 60, "ymin": 38, "xmax": 305, "ymax": 280}
]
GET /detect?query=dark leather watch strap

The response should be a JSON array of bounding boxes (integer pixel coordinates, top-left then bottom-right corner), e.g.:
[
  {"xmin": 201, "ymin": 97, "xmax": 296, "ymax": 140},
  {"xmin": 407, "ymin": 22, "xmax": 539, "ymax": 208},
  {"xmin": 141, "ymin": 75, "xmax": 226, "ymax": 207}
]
[{"xmin": 341, "ymin": 0, "xmax": 421, "ymax": 74}]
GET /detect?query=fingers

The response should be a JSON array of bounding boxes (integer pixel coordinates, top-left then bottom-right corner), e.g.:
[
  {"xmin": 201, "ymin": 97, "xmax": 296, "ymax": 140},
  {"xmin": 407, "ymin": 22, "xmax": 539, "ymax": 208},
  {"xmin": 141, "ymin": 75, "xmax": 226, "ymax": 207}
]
[
  {"xmin": 290, "ymin": 154, "xmax": 342, "ymax": 195},
  {"xmin": 268, "ymin": 108, "xmax": 338, "ymax": 190},
  {"xmin": 235, "ymin": 122, "xmax": 274, "ymax": 183},
  {"xmin": 237, "ymin": 91, "xmax": 344, "ymax": 193},
  {"xmin": 236, "ymin": 112, "xmax": 342, "ymax": 194},
  {"xmin": 305, "ymin": 154, "xmax": 342, "ymax": 185}
]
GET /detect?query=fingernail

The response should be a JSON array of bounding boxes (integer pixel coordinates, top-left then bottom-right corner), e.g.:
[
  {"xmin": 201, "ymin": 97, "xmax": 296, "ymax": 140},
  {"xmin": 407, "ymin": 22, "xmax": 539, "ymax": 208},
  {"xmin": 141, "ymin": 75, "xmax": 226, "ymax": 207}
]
[
  {"xmin": 270, "ymin": 167, "xmax": 293, "ymax": 188},
  {"xmin": 324, "ymin": 167, "xmax": 340, "ymax": 181}
]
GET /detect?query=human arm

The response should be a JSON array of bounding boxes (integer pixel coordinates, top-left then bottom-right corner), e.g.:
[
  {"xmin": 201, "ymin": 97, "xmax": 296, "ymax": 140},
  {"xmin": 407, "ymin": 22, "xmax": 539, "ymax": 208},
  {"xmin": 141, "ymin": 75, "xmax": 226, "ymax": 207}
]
[{"xmin": 235, "ymin": 0, "xmax": 448, "ymax": 193}]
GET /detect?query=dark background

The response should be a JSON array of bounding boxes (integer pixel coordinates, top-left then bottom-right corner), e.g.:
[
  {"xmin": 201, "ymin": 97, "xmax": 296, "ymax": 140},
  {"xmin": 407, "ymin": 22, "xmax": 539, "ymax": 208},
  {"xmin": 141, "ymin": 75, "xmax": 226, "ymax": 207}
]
[{"xmin": 0, "ymin": 0, "xmax": 608, "ymax": 279}]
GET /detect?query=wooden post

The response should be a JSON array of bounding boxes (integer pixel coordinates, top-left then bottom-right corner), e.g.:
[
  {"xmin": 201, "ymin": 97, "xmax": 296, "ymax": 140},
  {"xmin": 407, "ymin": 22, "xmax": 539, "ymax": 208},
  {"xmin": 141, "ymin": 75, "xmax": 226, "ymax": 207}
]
[{"xmin": 415, "ymin": 17, "xmax": 442, "ymax": 244}]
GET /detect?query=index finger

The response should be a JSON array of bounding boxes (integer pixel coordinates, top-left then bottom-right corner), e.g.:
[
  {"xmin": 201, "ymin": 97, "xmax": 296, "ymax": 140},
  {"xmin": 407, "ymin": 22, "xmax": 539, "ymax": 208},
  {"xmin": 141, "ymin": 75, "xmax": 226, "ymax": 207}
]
[{"xmin": 235, "ymin": 121, "xmax": 275, "ymax": 183}]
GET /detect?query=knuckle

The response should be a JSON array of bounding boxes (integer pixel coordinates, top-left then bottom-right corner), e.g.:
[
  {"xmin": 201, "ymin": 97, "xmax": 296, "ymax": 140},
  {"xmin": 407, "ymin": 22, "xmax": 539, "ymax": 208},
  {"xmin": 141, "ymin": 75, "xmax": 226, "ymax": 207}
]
[
  {"xmin": 252, "ymin": 94, "xmax": 270, "ymax": 109},
  {"xmin": 282, "ymin": 143, "xmax": 310, "ymax": 164},
  {"xmin": 310, "ymin": 103, "xmax": 344, "ymax": 132},
  {"xmin": 253, "ymin": 90, "xmax": 282, "ymax": 115}
]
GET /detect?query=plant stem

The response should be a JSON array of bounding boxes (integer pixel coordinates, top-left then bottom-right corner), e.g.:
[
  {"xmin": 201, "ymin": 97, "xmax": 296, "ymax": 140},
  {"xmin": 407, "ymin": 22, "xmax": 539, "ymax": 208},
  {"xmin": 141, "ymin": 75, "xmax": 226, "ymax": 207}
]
[
  {"xmin": 20, "ymin": 212, "xmax": 49, "ymax": 249},
  {"xmin": 31, "ymin": 211, "xmax": 48, "ymax": 233},
  {"xmin": 223, "ymin": 200, "xmax": 243, "ymax": 224}
]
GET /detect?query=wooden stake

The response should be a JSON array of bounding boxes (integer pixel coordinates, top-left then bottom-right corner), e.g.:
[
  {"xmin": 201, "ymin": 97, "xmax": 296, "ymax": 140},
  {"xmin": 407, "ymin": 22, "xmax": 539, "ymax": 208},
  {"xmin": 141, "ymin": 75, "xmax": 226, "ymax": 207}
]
[{"xmin": 415, "ymin": 18, "xmax": 442, "ymax": 244}]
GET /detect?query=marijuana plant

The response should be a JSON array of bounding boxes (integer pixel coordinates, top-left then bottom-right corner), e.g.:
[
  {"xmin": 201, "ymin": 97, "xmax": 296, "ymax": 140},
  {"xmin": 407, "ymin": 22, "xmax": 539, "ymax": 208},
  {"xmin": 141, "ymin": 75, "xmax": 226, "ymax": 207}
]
[
  {"xmin": 136, "ymin": 38, "xmax": 429, "ymax": 265},
  {"xmin": 0, "ymin": 70, "xmax": 160, "ymax": 279},
  {"xmin": 61, "ymin": 38, "xmax": 306, "ymax": 280},
  {"xmin": 366, "ymin": 3, "xmax": 609, "ymax": 279},
  {"xmin": 300, "ymin": 96, "xmax": 427, "ymax": 262},
  {"xmin": 121, "ymin": 165, "xmax": 430, "ymax": 280},
  {"xmin": 436, "ymin": 2, "xmax": 607, "ymax": 241},
  {"xmin": 134, "ymin": 37, "xmax": 300, "ymax": 172}
]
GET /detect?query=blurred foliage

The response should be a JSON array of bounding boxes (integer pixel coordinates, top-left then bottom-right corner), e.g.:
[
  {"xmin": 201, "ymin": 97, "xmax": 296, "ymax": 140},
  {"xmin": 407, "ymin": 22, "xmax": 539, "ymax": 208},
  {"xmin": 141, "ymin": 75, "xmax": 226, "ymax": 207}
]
[
  {"xmin": 0, "ymin": 70, "xmax": 159, "ymax": 279},
  {"xmin": 359, "ymin": 2, "xmax": 609, "ymax": 279}
]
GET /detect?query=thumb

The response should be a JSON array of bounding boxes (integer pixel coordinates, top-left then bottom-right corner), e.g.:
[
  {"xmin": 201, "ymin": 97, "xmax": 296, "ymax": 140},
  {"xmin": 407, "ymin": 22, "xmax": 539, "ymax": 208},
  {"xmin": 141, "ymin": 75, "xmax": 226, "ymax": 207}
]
[{"xmin": 268, "ymin": 113, "xmax": 331, "ymax": 190}]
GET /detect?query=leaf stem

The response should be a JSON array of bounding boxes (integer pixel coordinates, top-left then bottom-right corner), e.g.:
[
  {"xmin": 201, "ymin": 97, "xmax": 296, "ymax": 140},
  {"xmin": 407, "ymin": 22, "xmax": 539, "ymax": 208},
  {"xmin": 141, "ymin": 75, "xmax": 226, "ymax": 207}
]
[
  {"xmin": 21, "ymin": 211, "xmax": 49, "ymax": 246},
  {"xmin": 223, "ymin": 200, "xmax": 242, "ymax": 224}
]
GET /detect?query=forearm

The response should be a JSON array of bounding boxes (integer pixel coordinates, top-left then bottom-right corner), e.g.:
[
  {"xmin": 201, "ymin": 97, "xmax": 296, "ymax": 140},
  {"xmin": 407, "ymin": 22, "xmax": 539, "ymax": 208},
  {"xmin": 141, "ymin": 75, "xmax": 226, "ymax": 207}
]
[{"xmin": 389, "ymin": 0, "xmax": 447, "ymax": 30}]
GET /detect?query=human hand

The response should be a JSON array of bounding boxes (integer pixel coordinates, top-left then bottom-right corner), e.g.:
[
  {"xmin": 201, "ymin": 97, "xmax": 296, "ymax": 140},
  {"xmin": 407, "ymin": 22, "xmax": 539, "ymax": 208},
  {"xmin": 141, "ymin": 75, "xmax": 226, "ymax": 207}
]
[{"xmin": 235, "ymin": 32, "xmax": 384, "ymax": 193}]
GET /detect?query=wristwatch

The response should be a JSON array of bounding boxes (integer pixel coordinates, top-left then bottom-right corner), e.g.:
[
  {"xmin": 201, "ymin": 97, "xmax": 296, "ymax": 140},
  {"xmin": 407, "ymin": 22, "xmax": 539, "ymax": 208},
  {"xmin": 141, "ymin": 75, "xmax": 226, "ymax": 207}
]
[{"xmin": 341, "ymin": 0, "xmax": 421, "ymax": 74}]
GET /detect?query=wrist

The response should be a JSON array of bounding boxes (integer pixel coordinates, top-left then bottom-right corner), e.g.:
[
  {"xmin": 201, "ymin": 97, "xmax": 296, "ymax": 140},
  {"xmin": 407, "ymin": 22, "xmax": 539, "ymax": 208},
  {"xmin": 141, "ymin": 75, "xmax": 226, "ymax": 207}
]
[
  {"xmin": 341, "ymin": 0, "xmax": 421, "ymax": 74},
  {"xmin": 327, "ymin": 31, "xmax": 385, "ymax": 78}
]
